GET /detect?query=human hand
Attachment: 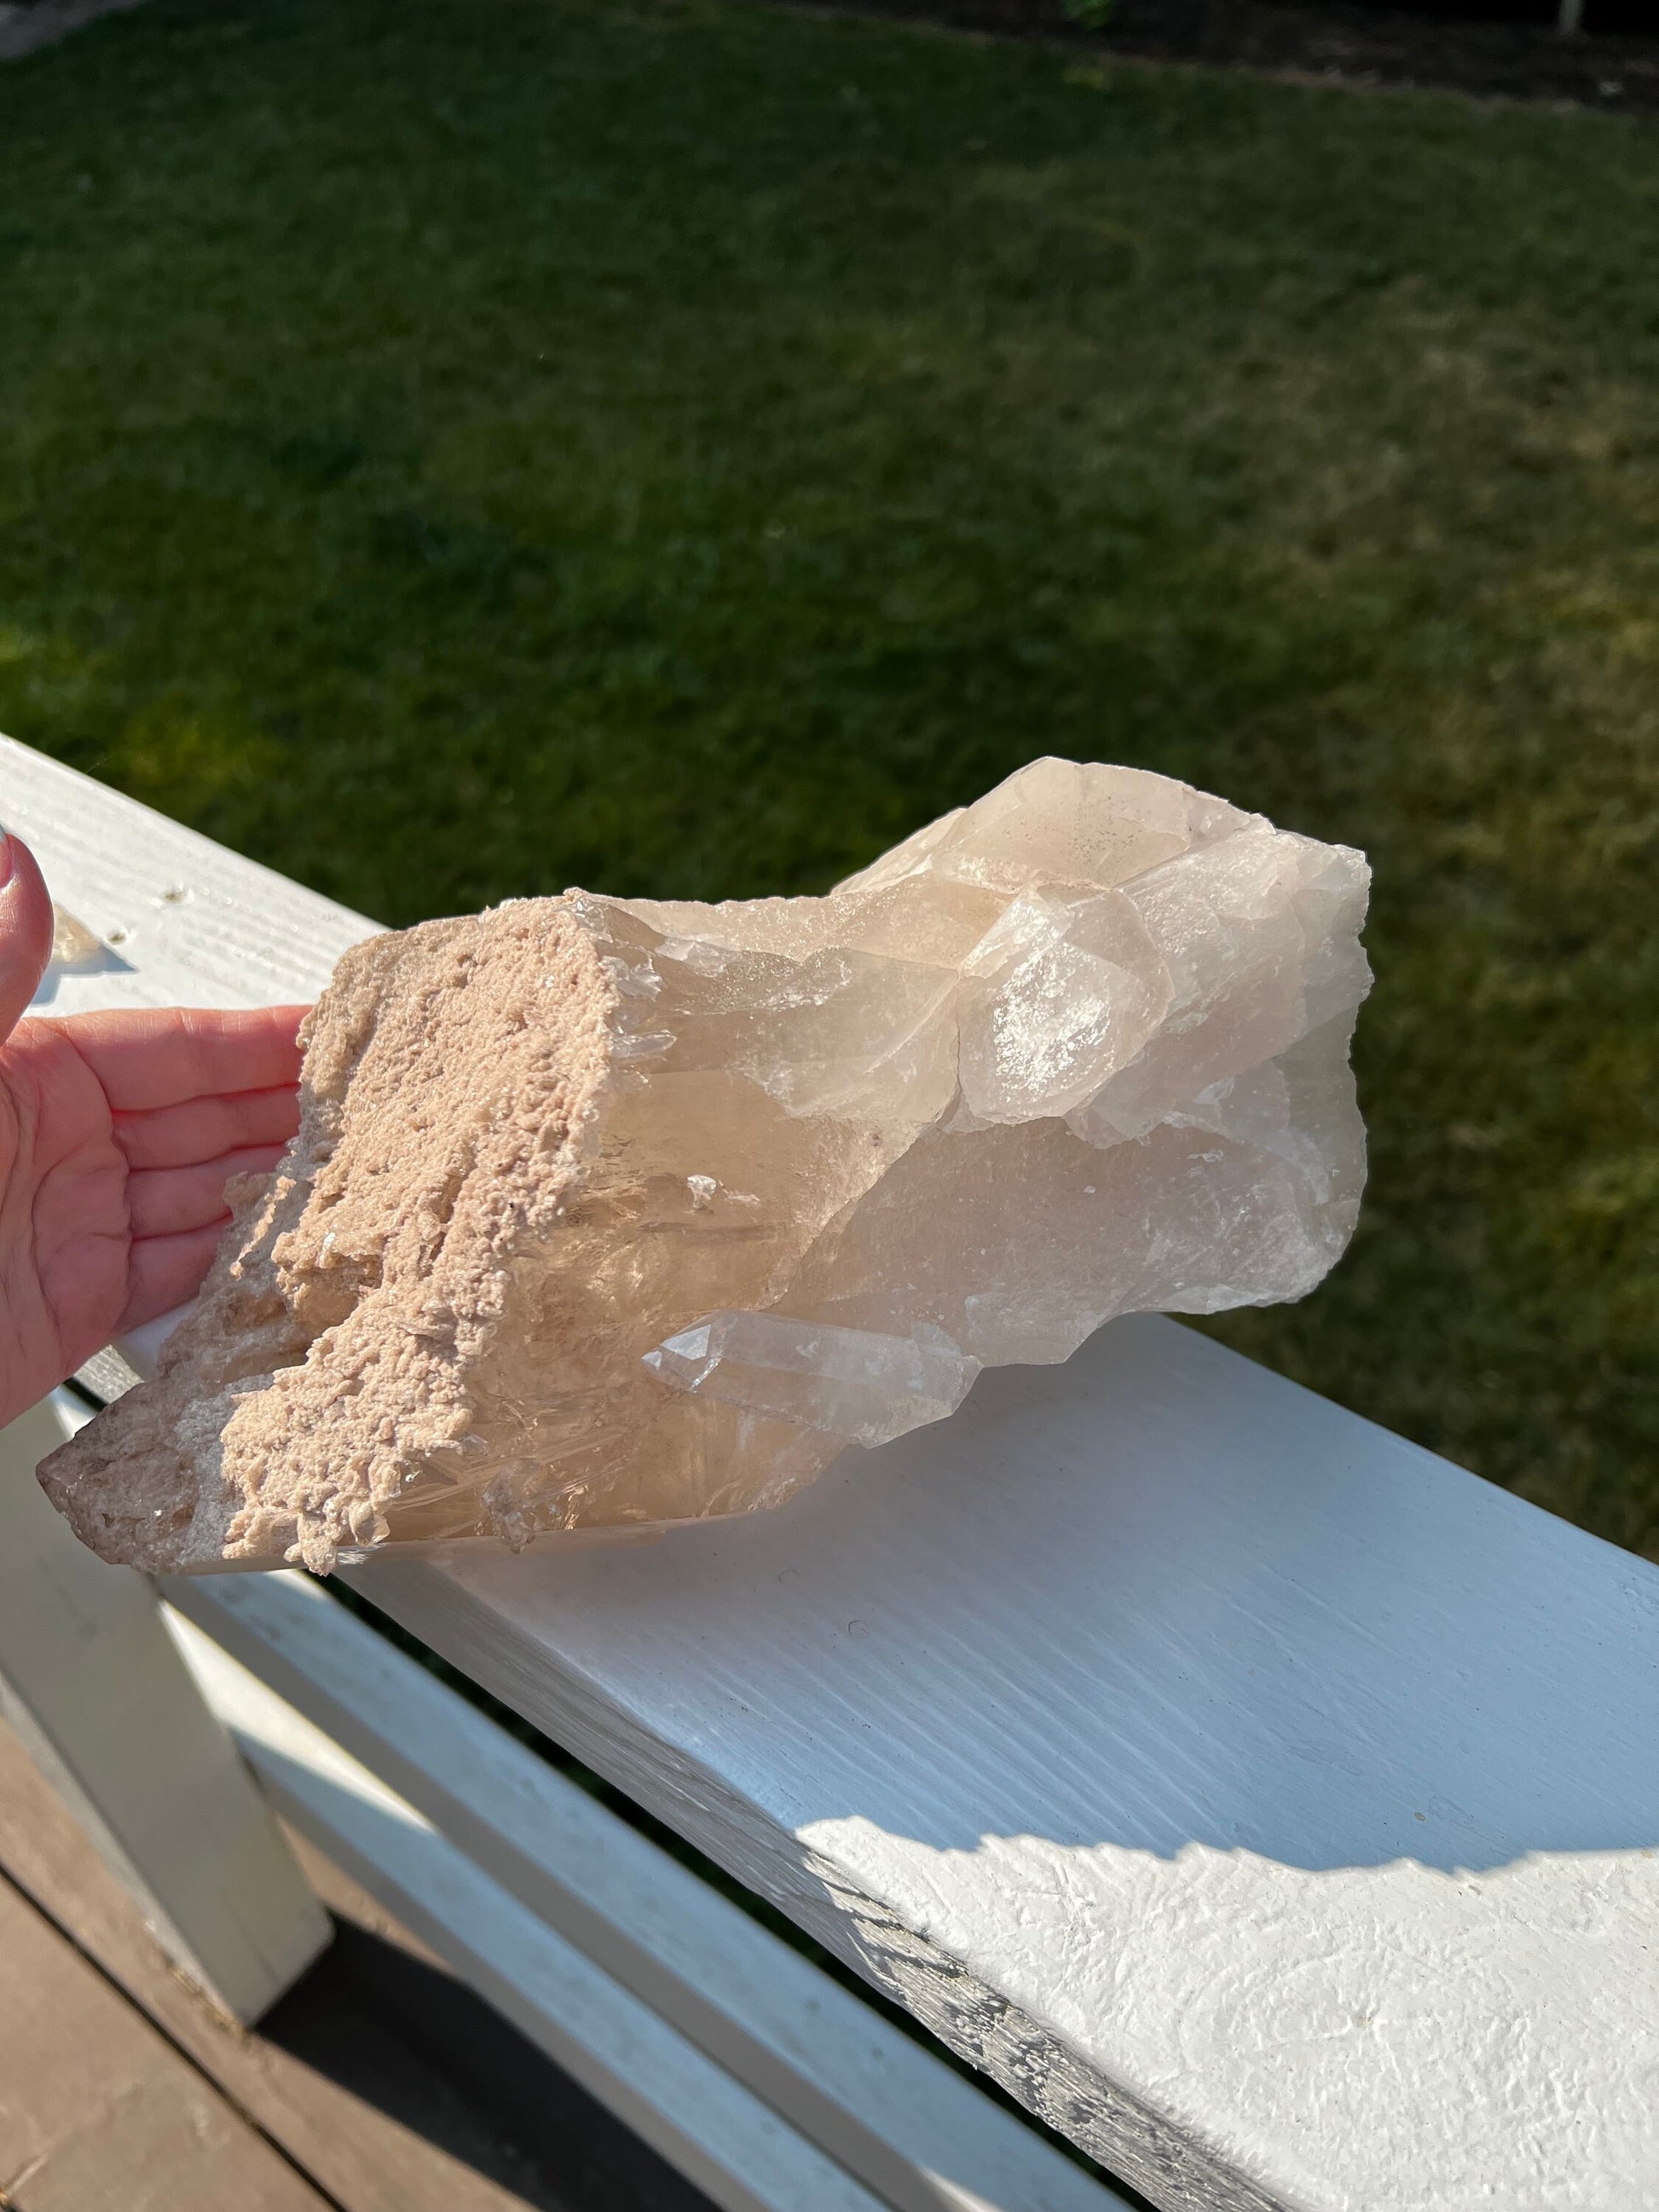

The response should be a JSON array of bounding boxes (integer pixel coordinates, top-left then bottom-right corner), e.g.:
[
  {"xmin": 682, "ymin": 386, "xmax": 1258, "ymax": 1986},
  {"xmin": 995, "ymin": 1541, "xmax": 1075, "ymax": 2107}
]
[{"xmin": 0, "ymin": 830, "xmax": 307, "ymax": 1429}]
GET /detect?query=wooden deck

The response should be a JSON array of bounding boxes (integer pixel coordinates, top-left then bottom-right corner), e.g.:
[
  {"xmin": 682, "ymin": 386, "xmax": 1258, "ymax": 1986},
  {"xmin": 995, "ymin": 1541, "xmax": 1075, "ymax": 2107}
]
[{"xmin": 0, "ymin": 1718, "xmax": 714, "ymax": 2212}]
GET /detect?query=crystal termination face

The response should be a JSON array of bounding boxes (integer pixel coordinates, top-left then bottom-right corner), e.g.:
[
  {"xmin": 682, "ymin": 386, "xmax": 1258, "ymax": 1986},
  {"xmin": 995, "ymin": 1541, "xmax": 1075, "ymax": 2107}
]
[{"xmin": 40, "ymin": 759, "xmax": 1371, "ymax": 1574}]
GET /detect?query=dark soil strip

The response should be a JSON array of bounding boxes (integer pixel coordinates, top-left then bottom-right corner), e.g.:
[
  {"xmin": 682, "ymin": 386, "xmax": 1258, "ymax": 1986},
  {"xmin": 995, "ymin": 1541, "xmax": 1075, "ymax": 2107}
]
[{"xmin": 777, "ymin": 0, "xmax": 1659, "ymax": 118}]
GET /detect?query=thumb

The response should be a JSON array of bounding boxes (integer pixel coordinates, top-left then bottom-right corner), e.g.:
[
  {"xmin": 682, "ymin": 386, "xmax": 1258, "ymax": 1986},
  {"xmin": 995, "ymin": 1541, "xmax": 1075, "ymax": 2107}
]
[{"xmin": 0, "ymin": 833, "xmax": 57, "ymax": 1042}]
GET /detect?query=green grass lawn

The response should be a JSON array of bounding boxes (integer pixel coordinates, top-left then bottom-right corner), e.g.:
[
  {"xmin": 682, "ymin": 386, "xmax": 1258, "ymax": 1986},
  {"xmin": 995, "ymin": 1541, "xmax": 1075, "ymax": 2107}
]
[{"xmin": 1, "ymin": 0, "xmax": 1655, "ymax": 1554}]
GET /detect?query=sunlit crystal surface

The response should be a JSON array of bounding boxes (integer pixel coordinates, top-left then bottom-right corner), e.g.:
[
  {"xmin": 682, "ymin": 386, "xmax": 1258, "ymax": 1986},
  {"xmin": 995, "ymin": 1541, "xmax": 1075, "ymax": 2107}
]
[
  {"xmin": 49, "ymin": 904, "xmax": 101, "ymax": 964},
  {"xmin": 41, "ymin": 759, "xmax": 1371, "ymax": 1574}
]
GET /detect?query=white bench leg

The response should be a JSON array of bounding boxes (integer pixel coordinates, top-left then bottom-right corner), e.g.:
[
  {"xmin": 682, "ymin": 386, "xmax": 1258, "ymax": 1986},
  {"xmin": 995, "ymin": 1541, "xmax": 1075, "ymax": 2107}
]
[{"xmin": 0, "ymin": 1395, "xmax": 331, "ymax": 2024}]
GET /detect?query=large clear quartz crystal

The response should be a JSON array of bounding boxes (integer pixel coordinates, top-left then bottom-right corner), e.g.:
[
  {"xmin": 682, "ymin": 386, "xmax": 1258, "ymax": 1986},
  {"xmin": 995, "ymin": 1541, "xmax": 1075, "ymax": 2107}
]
[{"xmin": 40, "ymin": 759, "xmax": 1370, "ymax": 1574}]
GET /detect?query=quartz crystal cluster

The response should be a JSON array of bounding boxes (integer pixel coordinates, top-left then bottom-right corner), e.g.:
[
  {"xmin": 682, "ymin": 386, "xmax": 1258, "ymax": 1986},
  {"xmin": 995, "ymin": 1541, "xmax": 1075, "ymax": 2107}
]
[{"xmin": 41, "ymin": 759, "xmax": 1370, "ymax": 1574}]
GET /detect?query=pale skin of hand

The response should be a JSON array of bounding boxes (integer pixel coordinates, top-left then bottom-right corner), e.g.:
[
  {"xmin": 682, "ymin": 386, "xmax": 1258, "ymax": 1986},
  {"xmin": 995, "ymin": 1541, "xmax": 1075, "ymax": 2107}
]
[{"xmin": 0, "ymin": 830, "xmax": 306, "ymax": 1430}]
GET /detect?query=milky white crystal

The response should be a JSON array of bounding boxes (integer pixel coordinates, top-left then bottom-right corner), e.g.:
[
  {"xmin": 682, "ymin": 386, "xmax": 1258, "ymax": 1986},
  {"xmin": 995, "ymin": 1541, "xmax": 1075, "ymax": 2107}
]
[{"xmin": 40, "ymin": 759, "xmax": 1370, "ymax": 1574}]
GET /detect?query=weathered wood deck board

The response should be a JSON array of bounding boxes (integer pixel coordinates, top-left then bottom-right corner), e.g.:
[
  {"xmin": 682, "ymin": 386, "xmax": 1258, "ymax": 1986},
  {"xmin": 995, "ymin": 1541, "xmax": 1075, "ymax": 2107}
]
[
  {"xmin": 0, "ymin": 1716, "xmax": 710, "ymax": 2212},
  {"xmin": 5, "ymin": 733, "xmax": 1658, "ymax": 2212},
  {"xmin": 0, "ymin": 1864, "xmax": 327, "ymax": 2212}
]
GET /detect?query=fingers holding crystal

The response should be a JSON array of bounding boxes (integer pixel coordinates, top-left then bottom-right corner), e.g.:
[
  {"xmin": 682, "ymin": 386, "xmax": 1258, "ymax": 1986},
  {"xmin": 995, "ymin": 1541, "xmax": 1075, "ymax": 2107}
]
[
  {"xmin": 113, "ymin": 1084, "xmax": 301, "ymax": 1171},
  {"xmin": 0, "ymin": 833, "xmax": 56, "ymax": 1041},
  {"xmin": 66, "ymin": 1002, "xmax": 309, "ymax": 1111},
  {"xmin": 126, "ymin": 1144, "xmax": 288, "ymax": 1238},
  {"xmin": 118, "ymin": 1222, "xmax": 234, "ymax": 1336}
]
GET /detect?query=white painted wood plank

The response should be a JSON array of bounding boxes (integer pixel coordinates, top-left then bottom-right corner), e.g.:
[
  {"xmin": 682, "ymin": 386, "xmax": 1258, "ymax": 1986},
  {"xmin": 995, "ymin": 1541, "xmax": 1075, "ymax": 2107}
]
[
  {"xmin": 164, "ymin": 1568, "xmax": 1128, "ymax": 2212},
  {"xmin": 9, "ymin": 734, "xmax": 1659, "ymax": 2210},
  {"xmin": 0, "ymin": 733, "xmax": 380, "ymax": 1016},
  {"xmin": 339, "ymin": 1338, "xmax": 1659, "ymax": 2212},
  {"xmin": 163, "ymin": 1612, "xmax": 896, "ymax": 2212},
  {"xmin": 0, "ymin": 1395, "xmax": 331, "ymax": 2024}
]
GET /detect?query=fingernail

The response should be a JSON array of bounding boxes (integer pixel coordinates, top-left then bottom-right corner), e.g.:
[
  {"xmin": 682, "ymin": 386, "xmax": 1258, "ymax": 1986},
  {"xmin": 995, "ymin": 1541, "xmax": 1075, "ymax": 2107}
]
[{"xmin": 0, "ymin": 834, "xmax": 12, "ymax": 889}]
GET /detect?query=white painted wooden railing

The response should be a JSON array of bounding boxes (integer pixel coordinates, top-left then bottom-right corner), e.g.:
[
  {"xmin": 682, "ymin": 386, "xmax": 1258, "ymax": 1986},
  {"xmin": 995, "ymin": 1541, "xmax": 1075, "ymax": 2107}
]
[{"xmin": 1, "ymin": 733, "xmax": 1655, "ymax": 2212}]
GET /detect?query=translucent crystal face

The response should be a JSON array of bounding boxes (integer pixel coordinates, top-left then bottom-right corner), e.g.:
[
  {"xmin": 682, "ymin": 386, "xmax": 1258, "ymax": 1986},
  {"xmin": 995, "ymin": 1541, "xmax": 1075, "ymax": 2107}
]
[
  {"xmin": 49, "ymin": 905, "xmax": 101, "ymax": 965},
  {"xmin": 644, "ymin": 1313, "xmax": 980, "ymax": 1449},
  {"xmin": 39, "ymin": 756, "xmax": 1373, "ymax": 1575},
  {"xmin": 384, "ymin": 757, "xmax": 1370, "ymax": 1556}
]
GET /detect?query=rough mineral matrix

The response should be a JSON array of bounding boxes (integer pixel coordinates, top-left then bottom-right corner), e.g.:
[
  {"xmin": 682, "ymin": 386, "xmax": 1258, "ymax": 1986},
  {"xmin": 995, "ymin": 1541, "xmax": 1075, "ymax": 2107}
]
[{"xmin": 42, "ymin": 759, "xmax": 1371, "ymax": 1574}]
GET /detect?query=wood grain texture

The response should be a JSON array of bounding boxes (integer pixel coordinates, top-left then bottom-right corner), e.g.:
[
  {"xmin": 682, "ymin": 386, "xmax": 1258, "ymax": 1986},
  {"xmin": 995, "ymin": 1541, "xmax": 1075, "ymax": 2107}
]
[
  {"xmin": 0, "ymin": 1868, "xmax": 327, "ymax": 2212},
  {"xmin": 349, "ymin": 1328, "xmax": 1659, "ymax": 2212},
  {"xmin": 165, "ymin": 1567, "xmax": 1128, "ymax": 2212},
  {"xmin": 0, "ymin": 732, "xmax": 380, "ymax": 1017},
  {"xmin": 0, "ymin": 1720, "xmax": 571, "ymax": 2212},
  {"xmin": 165, "ymin": 1612, "xmax": 898, "ymax": 2212},
  {"xmin": 5, "ymin": 735, "xmax": 1657, "ymax": 2211}
]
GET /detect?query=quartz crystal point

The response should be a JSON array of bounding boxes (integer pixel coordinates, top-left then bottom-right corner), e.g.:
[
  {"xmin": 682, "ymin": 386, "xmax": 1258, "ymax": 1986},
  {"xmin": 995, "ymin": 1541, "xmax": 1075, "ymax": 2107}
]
[
  {"xmin": 40, "ymin": 759, "xmax": 1371, "ymax": 1574},
  {"xmin": 49, "ymin": 904, "xmax": 101, "ymax": 965}
]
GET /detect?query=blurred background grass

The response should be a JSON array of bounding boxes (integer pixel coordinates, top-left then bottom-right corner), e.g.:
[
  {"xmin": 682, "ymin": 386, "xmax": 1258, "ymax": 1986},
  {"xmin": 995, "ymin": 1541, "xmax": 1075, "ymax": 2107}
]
[{"xmin": 1, "ymin": 0, "xmax": 1654, "ymax": 1553}]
